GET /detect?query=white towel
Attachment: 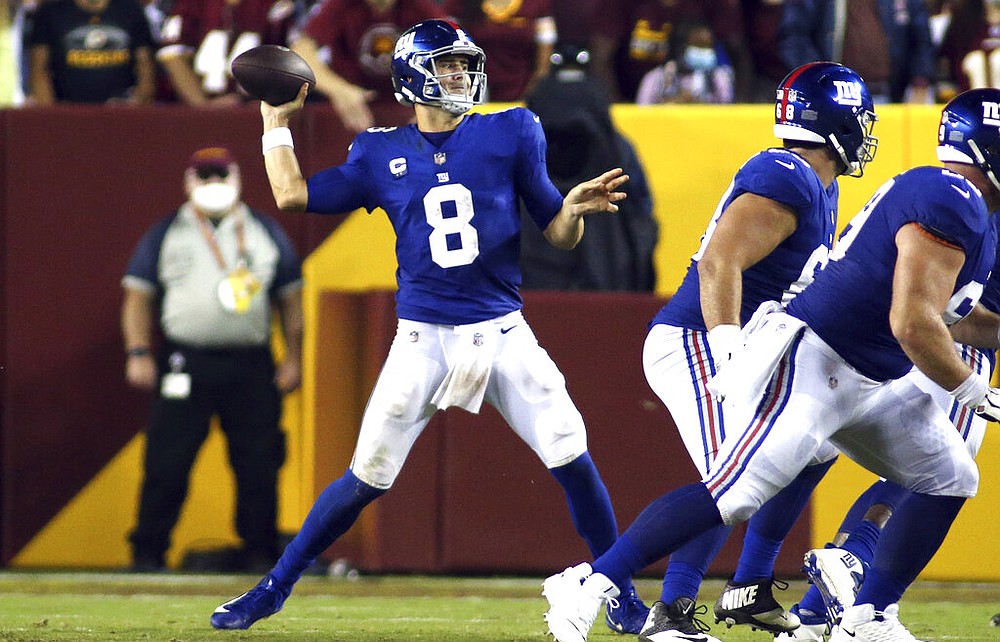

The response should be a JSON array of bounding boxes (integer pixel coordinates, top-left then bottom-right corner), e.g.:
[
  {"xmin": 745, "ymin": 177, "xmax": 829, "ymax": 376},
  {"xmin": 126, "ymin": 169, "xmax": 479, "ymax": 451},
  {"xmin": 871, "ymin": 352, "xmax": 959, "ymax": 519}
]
[
  {"xmin": 708, "ymin": 302, "xmax": 805, "ymax": 408},
  {"xmin": 430, "ymin": 324, "xmax": 497, "ymax": 413}
]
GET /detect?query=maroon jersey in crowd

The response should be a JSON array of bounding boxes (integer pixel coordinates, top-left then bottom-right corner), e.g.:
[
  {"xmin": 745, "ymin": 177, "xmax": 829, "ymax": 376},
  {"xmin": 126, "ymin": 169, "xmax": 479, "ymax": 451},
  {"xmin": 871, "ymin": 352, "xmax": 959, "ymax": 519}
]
[
  {"xmin": 444, "ymin": 0, "xmax": 555, "ymax": 102},
  {"xmin": 158, "ymin": 0, "xmax": 299, "ymax": 96},
  {"xmin": 598, "ymin": 0, "xmax": 744, "ymax": 101},
  {"xmin": 301, "ymin": 0, "xmax": 445, "ymax": 103}
]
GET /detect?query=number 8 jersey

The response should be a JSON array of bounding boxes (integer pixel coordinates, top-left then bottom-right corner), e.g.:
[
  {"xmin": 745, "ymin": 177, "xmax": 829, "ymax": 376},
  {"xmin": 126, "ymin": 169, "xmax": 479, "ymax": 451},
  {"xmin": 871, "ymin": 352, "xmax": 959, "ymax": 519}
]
[{"xmin": 306, "ymin": 107, "xmax": 564, "ymax": 325}]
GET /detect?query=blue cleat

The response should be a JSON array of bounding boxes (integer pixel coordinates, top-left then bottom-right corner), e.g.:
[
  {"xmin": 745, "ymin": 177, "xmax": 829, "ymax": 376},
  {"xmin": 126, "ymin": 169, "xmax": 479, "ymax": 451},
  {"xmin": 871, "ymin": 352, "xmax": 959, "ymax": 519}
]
[
  {"xmin": 605, "ymin": 584, "xmax": 650, "ymax": 634},
  {"xmin": 210, "ymin": 574, "xmax": 290, "ymax": 630}
]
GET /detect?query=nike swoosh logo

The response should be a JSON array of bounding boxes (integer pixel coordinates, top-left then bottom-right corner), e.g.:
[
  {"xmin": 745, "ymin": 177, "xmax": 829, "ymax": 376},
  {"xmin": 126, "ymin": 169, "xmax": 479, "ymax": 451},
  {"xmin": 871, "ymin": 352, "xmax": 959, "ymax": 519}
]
[
  {"xmin": 501, "ymin": 326, "xmax": 517, "ymax": 334},
  {"xmin": 951, "ymin": 185, "xmax": 971, "ymax": 199},
  {"xmin": 775, "ymin": 159, "xmax": 796, "ymax": 170}
]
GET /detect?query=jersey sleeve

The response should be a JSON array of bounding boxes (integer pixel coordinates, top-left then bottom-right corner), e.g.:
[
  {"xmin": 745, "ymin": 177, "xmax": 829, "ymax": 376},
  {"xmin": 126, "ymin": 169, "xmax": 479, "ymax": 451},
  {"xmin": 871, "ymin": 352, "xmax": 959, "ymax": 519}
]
[
  {"xmin": 254, "ymin": 211, "xmax": 303, "ymax": 295},
  {"xmin": 908, "ymin": 172, "xmax": 990, "ymax": 251},
  {"xmin": 123, "ymin": 214, "xmax": 174, "ymax": 291},
  {"xmin": 25, "ymin": 5, "xmax": 52, "ymax": 49},
  {"xmin": 305, "ymin": 137, "xmax": 373, "ymax": 214},
  {"xmin": 513, "ymin": 108, "xmax": 564, "ymax": 230},
  {"xmin": 733, "ymin": 151, "xmax": 815, "ymax": 214}
]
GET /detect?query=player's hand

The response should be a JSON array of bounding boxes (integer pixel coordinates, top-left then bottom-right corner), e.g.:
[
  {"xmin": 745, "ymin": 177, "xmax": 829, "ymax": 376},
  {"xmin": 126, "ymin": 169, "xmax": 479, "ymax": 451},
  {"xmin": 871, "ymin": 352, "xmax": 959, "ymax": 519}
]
[
  {"xmin": 261, "ymin": 83, "xmax": 309, "ymax": 128},
  {"xmin": 330, "ymin": 83, "xmax": 376, "ymax": 133},
  {"xmin": 566, "ymin": 168, "xmax": 630, "ymax": 216},
  {"xmin": 707, "ymin": 324, "xmax": 741, "ymax": 372},
  {"xmin": 975, "ymin": 387, "xmax": 1000, "ymax": 422}
]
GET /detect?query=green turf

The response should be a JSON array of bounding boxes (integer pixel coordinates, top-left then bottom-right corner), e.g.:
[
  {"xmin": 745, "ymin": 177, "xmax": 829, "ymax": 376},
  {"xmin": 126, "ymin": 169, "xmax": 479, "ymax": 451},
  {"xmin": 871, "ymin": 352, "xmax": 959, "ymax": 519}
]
[{"xmin": 0, "ymin": 573, "xmax": 997, "ymax": 641}]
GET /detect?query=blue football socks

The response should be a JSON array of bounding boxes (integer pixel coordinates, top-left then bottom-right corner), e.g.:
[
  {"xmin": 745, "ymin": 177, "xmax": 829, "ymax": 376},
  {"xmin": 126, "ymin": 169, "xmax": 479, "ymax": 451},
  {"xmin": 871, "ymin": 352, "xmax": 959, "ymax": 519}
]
[
  {"xmin": 856, "ymin": 492, "xmax": 965, "ymax": 610},
  {"xmin": 732, "ymin": 459, "xmax": 834, "ymax": 583},
  {"xmin": 594, "ymin": 482, "xmax": 724, "ymax": 590},
  {"xmin": 271, "ymin": 469, "xmax": 385, "ymax": 587}
]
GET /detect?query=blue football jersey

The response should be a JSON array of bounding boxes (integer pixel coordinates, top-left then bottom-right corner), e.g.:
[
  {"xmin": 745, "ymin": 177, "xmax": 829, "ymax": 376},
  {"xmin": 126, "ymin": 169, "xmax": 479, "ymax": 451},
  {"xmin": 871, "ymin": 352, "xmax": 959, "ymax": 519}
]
[
  {"xmin": 305, "ymin": 108, "xmax": 564, "ymax": 325},
  {"xmin": 788, "ymin": 166, "xmax": 997, "ymax": 381},
  {"xmin": 653, "ymin": 148, "xmax": 838, "ymax": 330}
]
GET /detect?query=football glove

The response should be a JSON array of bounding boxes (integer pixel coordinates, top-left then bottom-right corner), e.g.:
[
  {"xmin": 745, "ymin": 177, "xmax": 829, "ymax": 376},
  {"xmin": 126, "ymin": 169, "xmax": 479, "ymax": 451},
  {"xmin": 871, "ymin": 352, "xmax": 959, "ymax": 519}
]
[
  {"xmin": 707, "ymin": 324, "xmax": 741, "ymax": 372},
  {"xmin": 975, "ymin": 387, "xmax": 1000, "ymax": 422}
]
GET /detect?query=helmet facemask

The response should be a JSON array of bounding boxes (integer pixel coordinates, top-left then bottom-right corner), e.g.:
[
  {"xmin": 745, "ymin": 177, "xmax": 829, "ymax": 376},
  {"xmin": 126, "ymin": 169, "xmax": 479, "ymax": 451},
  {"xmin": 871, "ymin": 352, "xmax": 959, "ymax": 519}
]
[
  {"xmin": 422, "ymin": 50, "xmax": 487, "ymax": 114},
  {"xmin": 833, "ymin": 108, "xmax": 879, "ymax": 177}
]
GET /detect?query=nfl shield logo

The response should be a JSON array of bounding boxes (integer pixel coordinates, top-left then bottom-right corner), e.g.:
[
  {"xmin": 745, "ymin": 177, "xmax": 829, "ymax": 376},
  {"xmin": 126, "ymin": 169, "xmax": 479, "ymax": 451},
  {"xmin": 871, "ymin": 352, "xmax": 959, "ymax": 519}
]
[
  {"xmin": 473, "ymin": 332, "xmax": 484, "ymax": 346},
  {"xmin": 434, "ymin": 152, "xmax": 446, "ymax": 165}
]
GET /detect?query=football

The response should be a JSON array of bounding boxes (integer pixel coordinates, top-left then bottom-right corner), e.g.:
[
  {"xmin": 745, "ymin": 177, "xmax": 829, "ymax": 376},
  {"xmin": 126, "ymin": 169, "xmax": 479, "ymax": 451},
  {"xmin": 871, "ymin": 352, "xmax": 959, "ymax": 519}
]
[{"xmin": 231, "ymin": 45, "xmax": 315, "ymax": 106}]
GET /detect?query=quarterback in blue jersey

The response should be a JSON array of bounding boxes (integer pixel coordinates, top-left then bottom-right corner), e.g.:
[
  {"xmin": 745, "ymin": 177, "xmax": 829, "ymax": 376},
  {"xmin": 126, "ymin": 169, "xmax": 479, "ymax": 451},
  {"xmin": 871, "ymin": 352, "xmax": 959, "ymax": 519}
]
[
  {"xmin": 543, "ymin": 88, "xmax": 1000, "ymax": 642},
  {"xmin": 210, "ymin": 19, "xmax": 649, "ymax": 633},
  {"xmin": 637, "ymin": 62, "xmax": 877, "ymax": 642}
]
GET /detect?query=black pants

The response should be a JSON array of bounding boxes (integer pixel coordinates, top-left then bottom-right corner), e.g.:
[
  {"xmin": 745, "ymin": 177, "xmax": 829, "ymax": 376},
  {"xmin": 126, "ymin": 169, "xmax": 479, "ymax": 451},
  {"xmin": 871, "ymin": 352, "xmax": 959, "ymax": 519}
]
[{"xmin": 130, "ymin": 343, "xmax": 286, "ymax": 564}]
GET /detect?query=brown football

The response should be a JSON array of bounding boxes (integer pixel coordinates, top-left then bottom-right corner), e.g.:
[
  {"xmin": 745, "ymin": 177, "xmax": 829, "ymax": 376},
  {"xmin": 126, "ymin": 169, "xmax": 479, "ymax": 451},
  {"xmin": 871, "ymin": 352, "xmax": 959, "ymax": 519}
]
[{"xmin": 231, "ymin": 45, "xmax": 315, "ymax": 106}]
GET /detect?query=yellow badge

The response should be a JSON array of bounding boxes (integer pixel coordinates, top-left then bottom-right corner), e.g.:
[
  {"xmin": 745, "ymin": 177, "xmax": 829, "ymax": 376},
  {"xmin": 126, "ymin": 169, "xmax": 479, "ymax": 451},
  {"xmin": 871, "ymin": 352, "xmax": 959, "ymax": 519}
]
[{"xmin": 217, "ymin": 265, "xmax": 261, "ymax": 314}]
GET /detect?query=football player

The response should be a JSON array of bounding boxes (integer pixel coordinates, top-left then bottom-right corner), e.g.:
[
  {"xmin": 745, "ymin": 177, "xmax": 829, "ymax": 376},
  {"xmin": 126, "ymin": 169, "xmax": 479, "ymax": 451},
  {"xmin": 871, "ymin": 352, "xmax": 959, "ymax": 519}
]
[
  {"xmin": 778, "ymin": 252, "xmax": 1000, "ymax": 641},
  {"xmin": 636, "ymin": 61, "xmax": 878, "ymax": 642},
  {"xmin": 209, "ymin": 19, "xmax": 649, "ymax": 633},
  {"xmin": 542, "ymin": 88, "xmax": 1000, "ymax": 642}
]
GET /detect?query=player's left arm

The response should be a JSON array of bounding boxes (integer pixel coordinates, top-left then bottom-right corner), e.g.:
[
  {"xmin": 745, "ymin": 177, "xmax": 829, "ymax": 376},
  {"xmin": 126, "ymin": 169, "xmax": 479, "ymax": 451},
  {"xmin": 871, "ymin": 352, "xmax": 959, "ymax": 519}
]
[
  {"xmin": 543, "ymin": 168, "xmax": 629, "ymax": 249},
  {"xmin": 890, "ymin": 222, "xmax": 975, "ymax": 392}
]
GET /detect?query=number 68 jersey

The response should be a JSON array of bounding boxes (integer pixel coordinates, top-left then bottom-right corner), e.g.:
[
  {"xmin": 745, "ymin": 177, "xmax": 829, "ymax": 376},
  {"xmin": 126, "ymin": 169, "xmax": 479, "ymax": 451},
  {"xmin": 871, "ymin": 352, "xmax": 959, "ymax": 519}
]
[{"xmin": 306, "ymin": 107, "xmax": 565, "ymax": 325}]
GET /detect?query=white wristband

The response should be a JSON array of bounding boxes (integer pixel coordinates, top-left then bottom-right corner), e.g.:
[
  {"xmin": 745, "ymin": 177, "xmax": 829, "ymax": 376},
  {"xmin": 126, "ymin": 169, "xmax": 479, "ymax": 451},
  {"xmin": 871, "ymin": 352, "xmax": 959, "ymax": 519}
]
[
  {"xmin": 950, "ymin": 370, "xmax": 989, "ymax": 409},
  {"xmin": 707, "ymin": 324, "xmax": 741, "ymax": 362},
  {"xmin": 262, "ymin": 127, "xmax": 294, "ymax": 154}
]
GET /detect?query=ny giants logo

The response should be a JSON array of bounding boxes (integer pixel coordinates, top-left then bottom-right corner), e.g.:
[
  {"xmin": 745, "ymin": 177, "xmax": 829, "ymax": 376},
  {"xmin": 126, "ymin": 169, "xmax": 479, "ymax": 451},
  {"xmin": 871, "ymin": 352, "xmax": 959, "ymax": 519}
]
[
  {"xmin": 981, "ymin": 101, "xmax": 1000, "ymax": 128},
  {"xmin": 394, "ymin": 31, "xmax": 415, "ymax": 59},
  {"xmin": 833, "ymin": 80, "xmax": 862, "ymax": 106}
]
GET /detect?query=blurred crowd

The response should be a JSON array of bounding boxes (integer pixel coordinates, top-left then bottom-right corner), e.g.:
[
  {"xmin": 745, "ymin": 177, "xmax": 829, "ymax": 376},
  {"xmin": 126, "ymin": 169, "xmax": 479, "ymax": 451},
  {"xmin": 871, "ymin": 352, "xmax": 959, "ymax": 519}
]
[{"xmin": 4, "ymin": 0, "xmax": 1000, "ymax": 112}]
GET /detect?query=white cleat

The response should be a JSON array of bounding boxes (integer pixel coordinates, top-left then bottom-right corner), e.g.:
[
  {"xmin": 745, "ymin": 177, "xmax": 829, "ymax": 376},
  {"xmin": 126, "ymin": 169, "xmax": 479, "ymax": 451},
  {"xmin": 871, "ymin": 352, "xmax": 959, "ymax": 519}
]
[
  {"xmin": 804, "ymin": 547, "xmax": 865, "ymax": 622},
  {"xmin": 543, "ymin": 563, "xmax": 620, "ymax": 642},
  {"xmin": 828, "ymin": 603, "xmax": 925, "ymax": 642},
  {"xmin": 775, "ymin": 621, "xmax": 828, "ymax": 641}
]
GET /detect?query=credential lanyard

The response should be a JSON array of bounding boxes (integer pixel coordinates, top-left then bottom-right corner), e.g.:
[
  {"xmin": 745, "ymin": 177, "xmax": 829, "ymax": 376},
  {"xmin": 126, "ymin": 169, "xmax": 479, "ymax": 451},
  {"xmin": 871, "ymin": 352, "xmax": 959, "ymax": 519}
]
[{"xmin": 195, "ymin": 211, "xmax": 247, "ymax": 271}]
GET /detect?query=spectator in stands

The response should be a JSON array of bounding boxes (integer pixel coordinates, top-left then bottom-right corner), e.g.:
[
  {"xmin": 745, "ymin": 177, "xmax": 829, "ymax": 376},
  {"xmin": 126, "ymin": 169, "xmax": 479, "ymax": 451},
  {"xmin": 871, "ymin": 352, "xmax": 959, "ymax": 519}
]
[
  {"xmin": 548, "ymin": 0, "xmax": 598, "ymax": 50},
  {"xmin": 521, "ymin": 44, "xmax": 657, "ymax": 291},
  {"xmin": 157, "ymin": 0, "xmax": 302, "ymax": 108},
  {"xmin": 635, "ymin": 19, "xmax": 735, "ymax": 104},
  {"xmin": 443, "ymin": 0, "xmax": 557, "ymax": 102},
  {"xmin": 122, "ymin": 146, "xmax": 303, "ymax": 573},
  {"xmin": 26, "ymin": 0, "xmax": 156, "ymax": 105},
  {"xmin": 740, "ymin": 0, "xmax": 790, "ymax": 102},
  {"xmin": 589, "ymin": 0, "xmax": 751, "ymax": 102},
  {"xmin": 289, "ymin": 0, "xmax": 445, "ymax": 133},
  {"xmin": 779, "ymin": 0, "xmax": 936, "ymax": 103},
  {"xmin": 936, "ymin": 0, "xmax": 1000, "ymax": 100}
]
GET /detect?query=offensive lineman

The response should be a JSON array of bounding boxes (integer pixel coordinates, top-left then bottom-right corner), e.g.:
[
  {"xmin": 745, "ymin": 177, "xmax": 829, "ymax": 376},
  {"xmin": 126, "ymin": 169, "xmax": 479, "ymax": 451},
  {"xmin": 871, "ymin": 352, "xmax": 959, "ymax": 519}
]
[
  {"xmin": 542, "ymin": 88, "xmax": 1000, "ymax": 642},
  {"xmin": 637, "ymin": 61, "xmax": 877, "ymax": 641},
  {"xmin": 209, "ymin": 19, "xmax": 649, "ymax": 632}
]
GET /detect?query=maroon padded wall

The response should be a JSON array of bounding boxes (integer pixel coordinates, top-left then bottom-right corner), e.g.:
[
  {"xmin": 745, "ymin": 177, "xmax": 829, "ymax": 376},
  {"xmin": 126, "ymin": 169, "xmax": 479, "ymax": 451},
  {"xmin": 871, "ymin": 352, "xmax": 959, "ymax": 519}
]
[
  {"xmin": 313, "ymin": 291, "xmax": 812, "ymax": 577},
  {"xmin": 0, "ymin": 104, "xmax": 408, "ymax": 564}
]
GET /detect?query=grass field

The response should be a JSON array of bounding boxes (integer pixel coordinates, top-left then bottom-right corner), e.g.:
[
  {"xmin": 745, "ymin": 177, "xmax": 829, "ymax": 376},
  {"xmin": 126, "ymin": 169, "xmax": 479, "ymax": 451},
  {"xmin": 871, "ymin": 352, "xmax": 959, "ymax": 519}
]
[{"xmin": 0, "ymin": 572, "xmax": 997, "ymax": 642}]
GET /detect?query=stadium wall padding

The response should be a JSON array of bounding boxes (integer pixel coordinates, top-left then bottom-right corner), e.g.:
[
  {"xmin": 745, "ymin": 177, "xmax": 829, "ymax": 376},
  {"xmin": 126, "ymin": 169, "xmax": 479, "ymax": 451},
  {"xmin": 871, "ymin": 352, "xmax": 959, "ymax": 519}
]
[{"xmin": 0, "ymin": 103, "xmax": 997, "ymax": 580}]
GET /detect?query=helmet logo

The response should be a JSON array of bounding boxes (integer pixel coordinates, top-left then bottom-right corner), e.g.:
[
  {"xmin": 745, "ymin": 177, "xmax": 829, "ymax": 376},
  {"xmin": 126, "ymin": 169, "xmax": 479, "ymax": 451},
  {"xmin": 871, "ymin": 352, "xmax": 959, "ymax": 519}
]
[
  {"xmin": 981, "ymin": 101, "xmax": 1000, "ymax": 127},
  {"xmin": 394, "ymin": 31, "xmax": 416, "ymax": 59},
  {"xmin": 833, "ymin": 81, "xmax": 862, "ymax": 106}
]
